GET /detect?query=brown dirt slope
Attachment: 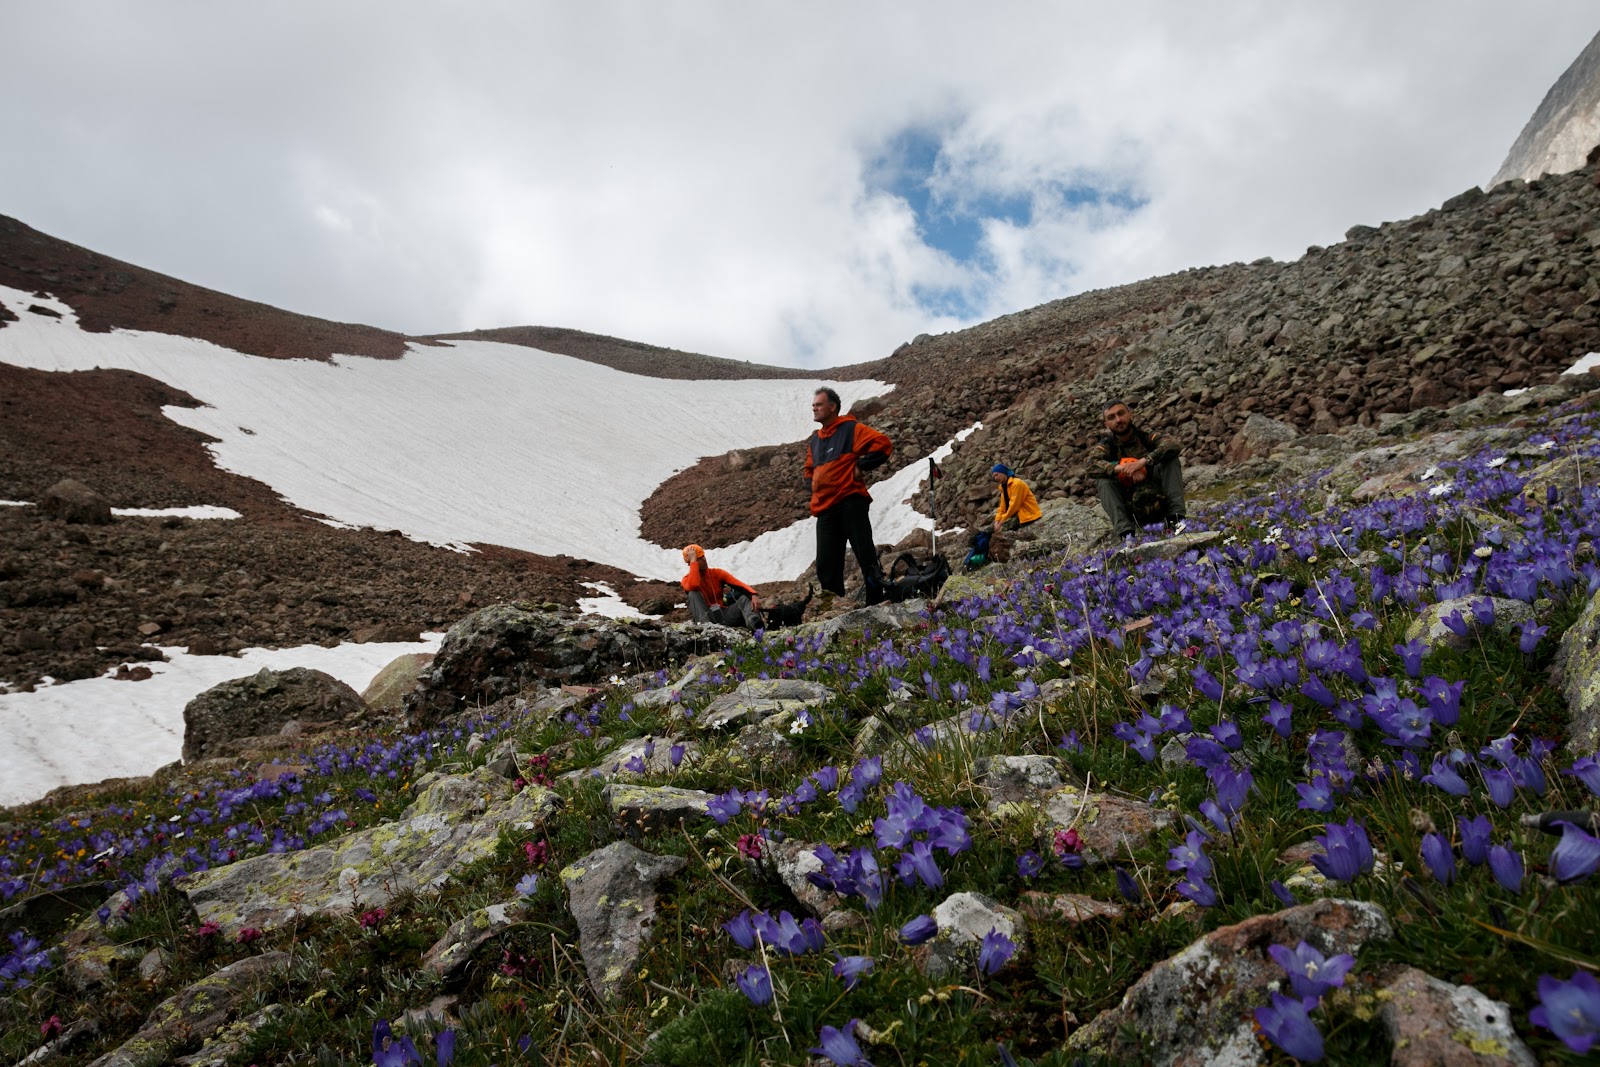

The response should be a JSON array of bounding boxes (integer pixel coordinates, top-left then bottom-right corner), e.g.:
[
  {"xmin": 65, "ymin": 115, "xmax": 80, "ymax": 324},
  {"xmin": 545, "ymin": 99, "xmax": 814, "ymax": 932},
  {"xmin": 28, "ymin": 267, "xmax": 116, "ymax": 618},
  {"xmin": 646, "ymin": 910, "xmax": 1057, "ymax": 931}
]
[{"xmin": 0, "ymin": 214, "xmax": 408, "ymax": 362}]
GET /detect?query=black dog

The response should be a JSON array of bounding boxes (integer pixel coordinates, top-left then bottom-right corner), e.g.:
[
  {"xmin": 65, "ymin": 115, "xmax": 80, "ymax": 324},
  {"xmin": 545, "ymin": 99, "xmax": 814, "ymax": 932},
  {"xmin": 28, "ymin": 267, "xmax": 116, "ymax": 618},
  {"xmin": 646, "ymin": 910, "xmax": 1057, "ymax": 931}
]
[{"xmin": 762, "ymin": 584, "xmax": 814, "ymax": 628}]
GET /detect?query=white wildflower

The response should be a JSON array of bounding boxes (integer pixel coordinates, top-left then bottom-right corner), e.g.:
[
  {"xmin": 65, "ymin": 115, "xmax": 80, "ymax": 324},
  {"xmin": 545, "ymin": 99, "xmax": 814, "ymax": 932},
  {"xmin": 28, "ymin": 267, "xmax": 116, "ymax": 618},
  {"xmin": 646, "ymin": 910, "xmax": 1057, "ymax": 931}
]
[{"xmin": 1486, "ymin": 456, "xmax": 1507, "ymax": 468}]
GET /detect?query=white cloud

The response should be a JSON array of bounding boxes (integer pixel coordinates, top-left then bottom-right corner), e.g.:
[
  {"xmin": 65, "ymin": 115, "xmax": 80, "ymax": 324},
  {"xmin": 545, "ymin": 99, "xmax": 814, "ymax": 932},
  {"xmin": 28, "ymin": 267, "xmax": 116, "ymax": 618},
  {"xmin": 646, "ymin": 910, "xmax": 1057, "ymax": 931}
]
[{"xmin": 1, "ymin": 2, "xmax": 1593, "ymax": 366}]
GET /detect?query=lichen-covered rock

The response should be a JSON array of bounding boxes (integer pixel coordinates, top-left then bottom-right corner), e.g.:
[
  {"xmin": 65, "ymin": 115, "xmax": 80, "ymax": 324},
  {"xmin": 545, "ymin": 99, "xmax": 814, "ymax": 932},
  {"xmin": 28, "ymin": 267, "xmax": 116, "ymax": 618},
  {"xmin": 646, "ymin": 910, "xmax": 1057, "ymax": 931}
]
[
  {"xmin": 935, "ymin": 569, "xmax": 1010, "ymax": 606},
  {"xmin": 404, "ymin": 603, "xmax": 741, "ymax": 727},
  {"xmin": 604, "ymin": 783, "xmax": 715, "ymax": 834},
  {"xmin": 1065, "ymin": 898, "xmax": 1393, "ymax": 1067},
  {"xmin": 1017, "ymin": 892, "xmax": 1125, "ymax": 925},
  {"xmin": 1114, "ymin": 530, "xmax": 1222, "ymax": 563},
  {"xmin": 560, "ymin": 841, "xmax": 685, "ymax": 1002},
  {"xmin": 172, "ymin": 1005, "xmax": 286, "ymax": 1067},
  {"xmin": 694, "ymin": 678, "xmax": 831, "ymax": 731},
  {"xmin": 1378, "ymin": 966, "xmax": 1534, "ymax": 1067},
  {"xmin": 1010, "ymin": 499, "xmax": 1112, "ymax": 562},
  {"xmin": 922, "ymin": 891, "xmax": 1026, "ymax": 978},
  {"xmin": 797, "ymin": 600, "xmax": 929, "ymax": 644},
  {"xmin": 1039, "ymin": 786, "xmax": 1173, "ymax": 865},
  {"xmin": 179, "ymin": 768, "xmax": 558, "ymax": 935},
  {"xmin": 977, "ymin": 755, "xmax": 1062, "ymax": 810},
  {"xmin": 566, "ymin": 735, "xmax": 698, "ymax": 783},
  {"xmin": 1552, "ymin": 586, "xmax": 1600, "ymax": 753},
  {"xmin": 1227, "ymin": 412, "xmax": 1300, "ymax": 462},
  {"xmin": 421, "ymin": 900, "xmax": 528, "ymax": 980},
  {"xmin": 361, "ymin": 651, "xmax": 435, "ymax": 712},
  {"xmin": 1406, "ymin": 595, "xmax": 1535, "ymax": 653},
  {"xmin": 765, "ymin": 839, "xmax": 843, "ymax": 917},
  {"xmin": 42, "ymin": 478, "xmax": 112, "ymax": 525},
  {"xmin": 84, "ymin": 952, "xmax": 291, "ymax": 1067},
  {"xmin": 1521, "ymin": 453, "xmax": 1594, "ymax": 509},
  {"xmin": 182, "ymin": 667, "xmax": 369, "ymax": 763}
]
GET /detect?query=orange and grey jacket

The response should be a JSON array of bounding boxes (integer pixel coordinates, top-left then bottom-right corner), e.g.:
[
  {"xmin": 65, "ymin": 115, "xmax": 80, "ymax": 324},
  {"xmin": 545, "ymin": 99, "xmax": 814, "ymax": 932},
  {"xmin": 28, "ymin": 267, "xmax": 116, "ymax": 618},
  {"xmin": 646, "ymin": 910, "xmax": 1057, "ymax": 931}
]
[
  {"xmin": 994, "ymin": 476, "xmax": 1042, "ymax": 525},
  {"xmin": 681, "ymin": 566, "xmax": 757, "ymax": 606},
  {"xmin": 804, "ymin": 415, "xmax": 892, "ymax": 516}
]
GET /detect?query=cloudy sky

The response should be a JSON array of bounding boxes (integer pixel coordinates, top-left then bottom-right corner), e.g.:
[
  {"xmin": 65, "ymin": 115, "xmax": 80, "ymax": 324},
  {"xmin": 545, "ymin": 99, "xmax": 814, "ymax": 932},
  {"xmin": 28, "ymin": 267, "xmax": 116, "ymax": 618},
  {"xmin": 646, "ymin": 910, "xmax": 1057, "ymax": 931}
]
[{"xmin": 3, "ymin": 3, "xmax": 1595, "ymax": 368}]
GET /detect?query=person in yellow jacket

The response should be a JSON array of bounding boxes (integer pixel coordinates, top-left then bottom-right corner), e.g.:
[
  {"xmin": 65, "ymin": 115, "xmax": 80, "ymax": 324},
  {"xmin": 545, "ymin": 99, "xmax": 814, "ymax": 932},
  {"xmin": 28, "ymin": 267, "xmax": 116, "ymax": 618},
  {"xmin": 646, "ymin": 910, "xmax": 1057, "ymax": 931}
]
[{"xmin": 991, "ymin": 464, "xmax": 1041, "ymax": 532}]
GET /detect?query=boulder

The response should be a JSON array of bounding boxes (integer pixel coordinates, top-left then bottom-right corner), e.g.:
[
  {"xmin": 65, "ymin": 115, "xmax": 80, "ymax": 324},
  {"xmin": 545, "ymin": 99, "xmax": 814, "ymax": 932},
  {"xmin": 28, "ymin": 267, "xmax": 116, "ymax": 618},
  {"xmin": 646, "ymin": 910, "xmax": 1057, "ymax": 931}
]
[
  {"xmin": 1017, "ymin": 892, "xmax": 1125, "ymax": 925},
  {"xmin": 1227, "ymin": 413, "xmax": 1299, "ymax": 463},
  {"xmin": 1406, "ymin": 595, "xmax": 1535, "ymax": 653},
  {"xmin": 1038, "ymin": 786, "xmax": 1173, "ymax": 866},
  {"xmin": 421, "ymin": 900, "xmax": 529, "ymax": 981},
  {"xmin": 1011, "ymin": 499, "xmax": 1113, "ymax": 561},
  {"xmin": 182, "ymin": 667, "xmax": 369, "ymax": 763},
  {"xmin": 1114, "ymin": 530, "xmax": 1222, "ymax": 563},
  {"xmin": 604, "ymin": 783, "xmax": 716, "ymax": 833},
  {"xmin": 765, "ymin": 839, "xmax": 844, "ymax": 917},
  {"xmin": 564, "ymin": 735, "xmax": 698, "ymax": 783},
  {"xmin": 1552, "ymin": 587, "xmax": 1600, "ymax": 753},
  {"xmin": 694, "ymin": 678, "xmax": 831, "ymax": 731},
  {"xmin": 403, "ymin": 604, "xmax": 742, "ymax": 727},
  {"xmin": 560, "ymin": 841, "xmax": 685, "ymax": 1002},
  {"xmin": 976, "ymin": 755, "xmax": 1063, "ymax": 810},
  {"xmin": 83, "ymin": 952, "xmax": 291, "ymax": 1067},
  {"xmin": 795, "ymin": 599, "xmax": 929, "ymax": 644},
  {"xmin": 1378, "ymin": 966, "xmax": 1534, "ymax": 1067},
  {"xmin": 180, "ymin": 768, "xmax": 559, "ymax": 935},
  {"xmin": 921, "ymin": 891, "xmax": 1026, "ymax": 978},
  {"xmin": 1065, "ymin": 898, "xmax": 1393, "ymax": 1066},
  {"xmin": 1522, "ymin": 453, "xmax": 1595, "ymax": 509},
  {"xmin": 360, "ymin": 651, "xmax": 434, "ymax": 712},
  {"xmin": 42, "ymin": 478, "xmax": 112, "ymax": 525}
]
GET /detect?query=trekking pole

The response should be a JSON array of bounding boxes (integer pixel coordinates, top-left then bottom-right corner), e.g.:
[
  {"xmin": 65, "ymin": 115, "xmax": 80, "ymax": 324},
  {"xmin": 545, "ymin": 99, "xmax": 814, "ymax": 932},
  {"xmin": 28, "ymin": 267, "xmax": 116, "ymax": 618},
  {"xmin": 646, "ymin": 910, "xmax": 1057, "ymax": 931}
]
[{"xmin": 928, "ymin": 457, "xmax": 938, "ymax": 557}]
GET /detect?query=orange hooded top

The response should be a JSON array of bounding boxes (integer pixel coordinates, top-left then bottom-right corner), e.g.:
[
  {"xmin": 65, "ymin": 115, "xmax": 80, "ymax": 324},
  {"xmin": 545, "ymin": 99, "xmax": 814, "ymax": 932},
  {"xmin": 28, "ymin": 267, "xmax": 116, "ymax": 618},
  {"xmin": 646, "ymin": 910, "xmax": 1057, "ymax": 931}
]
[{"xmin": 803, "ymin": 415, "xmax": 892, "ymax": 515}]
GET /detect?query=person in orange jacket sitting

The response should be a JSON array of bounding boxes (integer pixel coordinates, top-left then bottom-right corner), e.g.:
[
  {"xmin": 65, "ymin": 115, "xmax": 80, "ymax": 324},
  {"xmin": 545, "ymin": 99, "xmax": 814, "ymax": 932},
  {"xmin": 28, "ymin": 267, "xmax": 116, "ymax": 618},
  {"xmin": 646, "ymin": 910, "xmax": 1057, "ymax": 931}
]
[
  {"xmin": 804, "ymin": 387, "xmax": 893, "ymax": 603},
  {"xmin": 680, "ymin": 544, "xmax": 764, "ymax": 629},
  {"xmin": 990, "ymin": 464, "xmax": 1041, "ymax": 533}
]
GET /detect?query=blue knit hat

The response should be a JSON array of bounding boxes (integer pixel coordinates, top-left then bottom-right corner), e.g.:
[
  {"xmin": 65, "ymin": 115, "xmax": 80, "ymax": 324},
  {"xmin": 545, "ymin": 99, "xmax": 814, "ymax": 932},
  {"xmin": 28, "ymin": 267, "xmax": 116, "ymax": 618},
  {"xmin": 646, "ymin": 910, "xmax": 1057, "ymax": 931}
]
[{"xmin": 991, "ymin": 463, "xmax": 1013, "ymax": 476}]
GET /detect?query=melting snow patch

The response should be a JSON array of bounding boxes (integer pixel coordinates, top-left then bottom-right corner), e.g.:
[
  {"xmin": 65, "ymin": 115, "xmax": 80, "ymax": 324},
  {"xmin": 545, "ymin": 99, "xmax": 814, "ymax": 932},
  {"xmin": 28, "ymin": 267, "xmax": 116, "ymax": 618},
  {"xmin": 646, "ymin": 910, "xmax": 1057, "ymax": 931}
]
[
  {"xmin": 578, "ymin": 581, "xmax": 656, "ymax": 620},
  {"xmin": 1503, "ymin": 388, "xmax": 1530, "ymax": 397},
  {"xmin": 0, "ymin": 500, "xmax": 30, "ymax": 507},
  {"xmin": 0, "ymin": 283, "xmax": 889, "ymax": 582},
  {"xmin": 1562, "ymin": 351, "xmax": 1600, "ymax": 376},
  {"xmin": 0, "ymin": 632, "xmax": 445, "ymax": 807},
  {"xmin": 112, "ymin": 505, "xmax": 242, "ymax": 520}
]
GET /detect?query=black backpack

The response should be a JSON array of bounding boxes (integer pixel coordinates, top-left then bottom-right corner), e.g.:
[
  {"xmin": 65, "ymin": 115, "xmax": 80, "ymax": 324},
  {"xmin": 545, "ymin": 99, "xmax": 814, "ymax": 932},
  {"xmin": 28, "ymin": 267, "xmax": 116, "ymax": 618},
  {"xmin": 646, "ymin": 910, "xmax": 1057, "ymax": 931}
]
[{"xmin": 884, "ymin": 551, "xmax": 951, "ymax": 602}]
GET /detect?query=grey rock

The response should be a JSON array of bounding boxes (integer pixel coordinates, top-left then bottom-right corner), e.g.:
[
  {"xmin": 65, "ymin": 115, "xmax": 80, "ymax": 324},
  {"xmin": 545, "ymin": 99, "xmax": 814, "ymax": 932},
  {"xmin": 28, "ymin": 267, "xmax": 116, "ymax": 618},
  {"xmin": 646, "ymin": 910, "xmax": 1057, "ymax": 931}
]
[
  {"xmin": 694, "ymin": 678, "xmax": 830, "ymax": 731},
  {"xmin": 1406, "ymin": 595, "xmax": 1535, "ymax": 652},
  {"xmin": 1522, "ymin": 453, "xmax": 1598, "ymax": 510},
  {"xmin": 84, "ymin": 952, "xmax": 291, "ymax": 1067},
  {"xmin": 976, "ymin": 755, "xmax": 1062, "ymax": 809},
  {"xmin": 137, "ymin": 947, "xmax": 170, "ymax": 984},
  {"xmin": 1379, "ymin": 966, "xmax": 1534, "ymax": 1067},
  {"xmin": 1066, "ymin": 899, "xmax": 1392, "ymax": 1067},
  {"xmin": 1553, "ymin": 586, "xmax": 1600, "ymax": 753},
  {"xmin": 766, "ymin": 838, "xmax": 844, "ymax": 917},
  {"xmin": 922, "ymin": 891, "xmax": 1026, "ymax": 978},
  {"xmin": 182, "ymin": 667, "xmax": 368, "ymax": 763},
  {"xmin": 360, "ymin": 651, "xmax": 435, "ymax": 712},
  {"xmin": 180, "ymin": 768, "xmax": 559, "ymax": 935},
  {"xmin": 567, "ymin": 734, "xmax": 697, "ymax": 783},
  {"xmin": 1114, "ymin": 530, "xmax": 1222, "ymax": 563},
  {"xmin": 1491, "ymin": 29, "xmax": 1600, "ymax": 187},
  {"xmin": 1227, "ymin": 413, "xmax": 1299, "ymax": 462},
  {"xmin": 603, "ymin": 783, "xmax": 716, "ymax": 833},
  {"xmin": 421, "ymin": 900, "xmax": 528, "ymax": 980},
  {"xmin": 560, "ymin": 841, "xmax": 685, "ymax": 1002},
  {"xmin": 404, "ymin": 603, "xmax": 742, "ymax": 727},
  {"xmin": 1039, "ymin": 786, "xmax": 1173, "ymax": 866},
  {"xmin": 42, "ymin": 478, "xmax": 112, "ymax": 525},
  {"xmin": 796, "ymin": 600, "xmax": 929, "ymax": 644},
  {"xmin": 1017, "ymin": 891, "xmax": 1125, "ymax": 925},
  {"xmin": 172, "ymin": 1005, "xmax": 286, "ymax": 1067}
]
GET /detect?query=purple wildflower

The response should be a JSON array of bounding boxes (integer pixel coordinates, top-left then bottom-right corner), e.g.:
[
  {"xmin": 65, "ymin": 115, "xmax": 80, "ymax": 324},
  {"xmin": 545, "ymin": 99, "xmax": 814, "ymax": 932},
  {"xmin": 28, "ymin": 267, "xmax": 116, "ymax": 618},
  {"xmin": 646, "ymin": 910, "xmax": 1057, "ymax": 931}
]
[
  {"xmin": 978, "ymin": 928, "xmax": 1017, "ymax": 975},
  {"xmin": 898, "ymin": 914, "xmax": 937, "ymax": 944},
  {"xmin": 1458, "ymin": 815, "xmax": 1492, "ymax": 866},
  {"xmin": 1267, "ymin": 941, "xmax": 1356, "ymax": 1000},
  {"xmin": 1310, "ymin": 819, "xmax": 1374, "ymax": 883},
  {"xmin": 1420, "ymin": 832, "xmax": 1456, "ymax": 885},
  {"xmin": 1488, "ymin": 845, "xmax": 1524, "ymax": 894},
  {"xmin": 1254, "ymin": 990, "xmax": 1325, "ymax": 1062},
  {"xmin": 1421, "ymin": 755, "xmax": 1469, "ymax": 797},
  {"xmin": 812, "ymin": 1021, "xmax": 871, "ymax": 1066},
  {"xmin": 1566, "ymin": 756, "xmax": 1600, "ymax": 797},
  {"xmin": 1016, "ymin": 851, "xmax": 1044, "ymax": 878},
  {"xmin": 831, "ymin": 954, "xmax": 874, "ymax": 990},
  {"xmin": 735, "ymin": 963, "xmax": 773, "ymax": 1005},
  {"xmin": 434, "ymin": 1030, "xmax": 455, "ymax": 1067},
  {"xmin": 1549, "ymin": 821, "xmax": 1600, "ymax": 883},
  {"xmin": 1530, "ymin": 970, "xmax": 1600, "ymax": 1054}
]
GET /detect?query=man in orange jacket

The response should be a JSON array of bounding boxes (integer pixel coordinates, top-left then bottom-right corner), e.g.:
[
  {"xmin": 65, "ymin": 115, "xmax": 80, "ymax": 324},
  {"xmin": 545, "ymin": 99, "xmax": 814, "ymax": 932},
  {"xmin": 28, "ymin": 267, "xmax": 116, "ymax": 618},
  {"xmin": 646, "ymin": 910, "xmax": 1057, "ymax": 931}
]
[
  {"xmin": 680, "ymin": 544, "xmax": 764, "ymax": 628},
  {"xmin": 804, "ymin": 387, "xmax": 892, "ymax": 603}
]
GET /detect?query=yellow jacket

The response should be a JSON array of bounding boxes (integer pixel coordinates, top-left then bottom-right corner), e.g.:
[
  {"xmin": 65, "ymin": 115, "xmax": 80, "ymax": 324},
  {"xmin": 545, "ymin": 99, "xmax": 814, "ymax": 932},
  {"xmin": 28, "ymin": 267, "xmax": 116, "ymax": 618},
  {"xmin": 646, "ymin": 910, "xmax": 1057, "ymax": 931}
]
[{"xmin": 995, "ymin": 475, "xmax": 1041, "ymax": 525}]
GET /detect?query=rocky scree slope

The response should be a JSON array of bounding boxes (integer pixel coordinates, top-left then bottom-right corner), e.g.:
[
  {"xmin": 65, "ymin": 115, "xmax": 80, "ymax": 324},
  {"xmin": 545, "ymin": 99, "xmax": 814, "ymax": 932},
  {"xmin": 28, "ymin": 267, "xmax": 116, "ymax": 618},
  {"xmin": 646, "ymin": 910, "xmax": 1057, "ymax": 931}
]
[{"xmin": 645, "ymin": 159, "xmax": 1600, "ymax": 548}]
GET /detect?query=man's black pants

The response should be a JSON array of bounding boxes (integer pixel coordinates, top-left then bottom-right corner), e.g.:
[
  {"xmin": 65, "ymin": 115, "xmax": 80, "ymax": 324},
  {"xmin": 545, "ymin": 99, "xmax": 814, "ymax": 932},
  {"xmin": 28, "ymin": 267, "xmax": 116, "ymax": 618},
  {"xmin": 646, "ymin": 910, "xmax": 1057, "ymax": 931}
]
[{"xmin": 815, "ymin": 495, "xmax": 883, "ymax": 602}]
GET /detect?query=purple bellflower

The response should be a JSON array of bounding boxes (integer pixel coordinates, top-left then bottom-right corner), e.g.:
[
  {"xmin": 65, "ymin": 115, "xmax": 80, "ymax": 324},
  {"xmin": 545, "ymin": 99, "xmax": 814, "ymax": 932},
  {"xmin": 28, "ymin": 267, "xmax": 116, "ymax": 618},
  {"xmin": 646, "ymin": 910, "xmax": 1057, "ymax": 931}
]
[
  {"xmin": 1311, "ymin": 819, "xmax": 1374, "ymax": 883},
  {"xmin": 1267, "ymin": 940, "xmax": 1356, "ymax": 1000},
  {"xmin": 1254, "ymin": 990, "xmax": 1325, "ymax": 1062},
  {"xmin": 1529, "ymin": 970, "xmax": 1600, "ymax": 1054},
  {"xmin": 812, "ymin": 1021, "xmax": 872, "ymax": 1066},
  {"xmin": 1420, "ymin": 832, "xmax": 1456, "ymax": 885},
  {"xmin": 1549, "ymin": 820, "xmax": 1600, "ymax": 883}
]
